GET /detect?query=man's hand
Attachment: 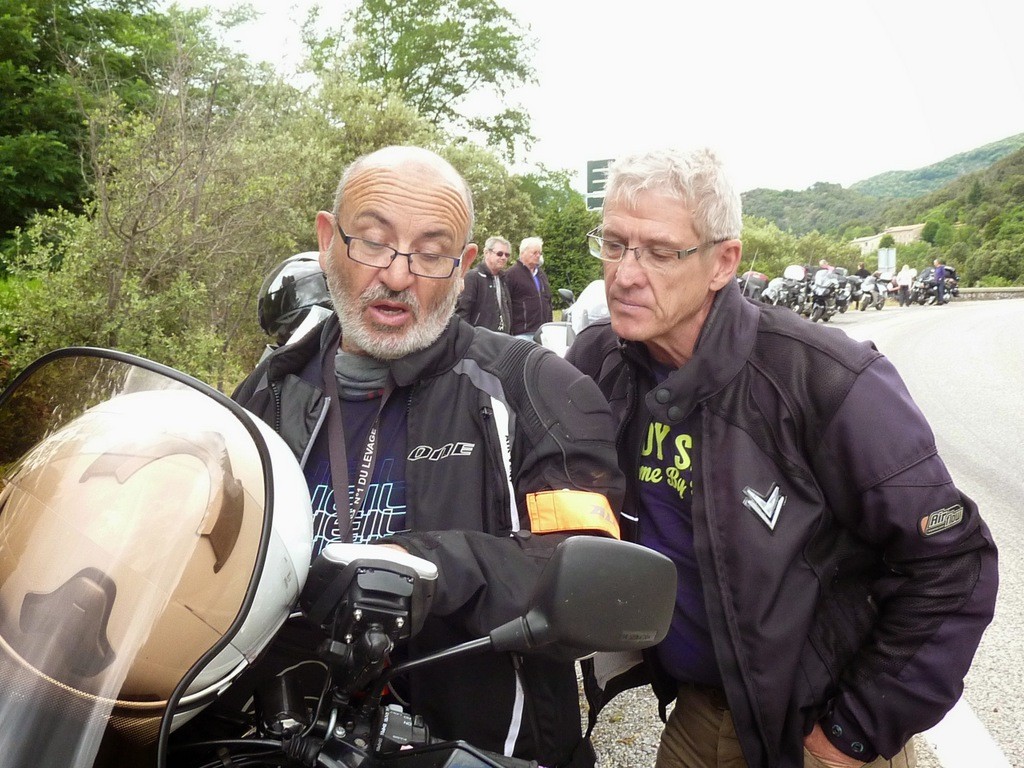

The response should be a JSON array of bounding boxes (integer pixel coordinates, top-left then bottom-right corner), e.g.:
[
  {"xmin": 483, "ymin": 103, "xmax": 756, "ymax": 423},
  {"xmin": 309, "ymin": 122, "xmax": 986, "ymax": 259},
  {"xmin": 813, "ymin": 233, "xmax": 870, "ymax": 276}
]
[{"xmin": 803, "ymin": 724, "xmax": 865, "ymax": 768}]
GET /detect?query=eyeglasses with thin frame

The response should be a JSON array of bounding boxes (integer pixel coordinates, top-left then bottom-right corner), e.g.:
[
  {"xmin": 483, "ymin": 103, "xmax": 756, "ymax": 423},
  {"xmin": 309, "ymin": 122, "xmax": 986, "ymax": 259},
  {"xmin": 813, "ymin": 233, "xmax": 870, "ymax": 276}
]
[
  {"xmin": 487, "ymin": 248, "xmax": 511, "ymax": 259},
  {"xmin": 586, "ymin": 227, "xmax": 727, "ymax": 273},
  {"xmin": 336, "ymin": 221, "xmax": 464, "ymax": 279}
]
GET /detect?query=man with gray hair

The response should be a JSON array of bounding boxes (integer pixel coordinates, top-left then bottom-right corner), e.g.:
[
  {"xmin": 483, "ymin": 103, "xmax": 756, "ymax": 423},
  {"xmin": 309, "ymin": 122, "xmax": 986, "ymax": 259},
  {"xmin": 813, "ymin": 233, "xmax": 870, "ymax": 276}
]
[
  {"xmin": 568, "ymin": 147, "xmax": 997, "ymax": 768},
  {"xmin": 232, "ymin": 145, "xmax": 624, "ymax": 766},
  {"xmin": 455, "ymin": 235, "xmax": 513, "ymax": 331},
  {"xmin": 506, "ymin": 235, "xmax": 552, "ymax": 339}
]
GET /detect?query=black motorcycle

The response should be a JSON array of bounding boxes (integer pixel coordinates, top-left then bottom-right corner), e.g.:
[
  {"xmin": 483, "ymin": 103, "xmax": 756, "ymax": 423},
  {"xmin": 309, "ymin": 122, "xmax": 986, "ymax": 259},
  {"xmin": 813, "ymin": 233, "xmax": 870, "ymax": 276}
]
[
  {"xmin": 166, "ymin": 537, "xmax": 674, "ymax": 768},
  {"xmin": 808, "ymin": 268, "xmax": 840, "ymax": 322},
  {"xmin": 738, "ymin": 270, "xmax": 769, "ymax": 301},
  {"xmin": 910, "ymin": 265, "xmax": 960, "ymax": 305},
  {"xmin": 834, "ymin": 268, "xmax": 861, "ymax": 314},
  {"xmin": 765, "ymin": 264, "xmax": 813, "ymax": 314}
]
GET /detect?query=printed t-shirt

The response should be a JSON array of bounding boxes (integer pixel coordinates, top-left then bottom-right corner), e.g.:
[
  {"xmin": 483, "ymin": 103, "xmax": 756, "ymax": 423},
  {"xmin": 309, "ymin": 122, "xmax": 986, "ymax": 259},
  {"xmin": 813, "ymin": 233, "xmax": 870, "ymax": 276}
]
[
  {"xmin": 303, "ymin": 390, "xmax": 410, "ymax": 558},
  {"xmin": 638, "ymin": 367, "xmax": 722, "ymax": 688}
]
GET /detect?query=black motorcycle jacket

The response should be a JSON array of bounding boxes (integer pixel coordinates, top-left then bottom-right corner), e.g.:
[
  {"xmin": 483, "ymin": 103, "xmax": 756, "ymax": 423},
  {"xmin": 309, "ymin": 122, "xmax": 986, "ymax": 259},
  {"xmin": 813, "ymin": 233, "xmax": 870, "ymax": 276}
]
[
  {"xmin": 455, "ymin": 260, "xmax": 512, "ymax": 332},
  {"xmin": 505, "ymin": 260, "xmax": 553, "ymax": 336},
  {"xmin": 233, "ymin": 314, "xmax": 625, "ymax": 767},
  {"xmin": 567, "ymin": 280, "xmax": 997, "ymax": 768}
]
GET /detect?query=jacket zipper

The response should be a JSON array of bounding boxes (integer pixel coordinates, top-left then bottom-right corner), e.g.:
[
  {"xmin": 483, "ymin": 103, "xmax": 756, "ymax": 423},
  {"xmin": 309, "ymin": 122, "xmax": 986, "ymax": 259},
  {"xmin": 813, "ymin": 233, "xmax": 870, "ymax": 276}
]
[
  {"xmin": 479, "ymin": 405, "xmax": 512, "ymax": 523},
  {"xmin": 270, "ymin": 379, "xmax": 283, "ymax": 433}
]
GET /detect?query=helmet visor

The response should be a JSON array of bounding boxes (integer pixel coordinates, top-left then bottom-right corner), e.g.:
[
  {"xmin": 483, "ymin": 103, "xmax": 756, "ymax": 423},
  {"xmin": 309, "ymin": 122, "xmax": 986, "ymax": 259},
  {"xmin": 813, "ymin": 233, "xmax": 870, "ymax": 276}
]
[{"xmin": 0, "ymin": 351, "xmax": 270, "ymax": 766}]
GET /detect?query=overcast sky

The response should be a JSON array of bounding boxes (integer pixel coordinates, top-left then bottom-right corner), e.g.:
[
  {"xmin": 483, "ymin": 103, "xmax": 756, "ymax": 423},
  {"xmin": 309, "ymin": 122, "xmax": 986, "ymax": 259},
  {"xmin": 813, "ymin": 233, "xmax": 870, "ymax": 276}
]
[{"xmin": 176, "ymin": 0, "xmax": 1024, "ymax": 194}]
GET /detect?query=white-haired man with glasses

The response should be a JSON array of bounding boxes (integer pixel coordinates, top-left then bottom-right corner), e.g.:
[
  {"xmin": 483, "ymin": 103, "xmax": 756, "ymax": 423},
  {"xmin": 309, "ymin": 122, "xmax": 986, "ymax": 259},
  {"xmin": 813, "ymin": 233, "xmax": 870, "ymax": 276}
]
[
  {"xmin": 455, "ymin": 235, "xmax": 513, "ymax": 332},
  {"xmin": 568, "ymin": 148, "xmax": 996, "ymax": 768},
  {"xmin": 506, "ymin": 235, "xmax": 553, "ymax": 339},
  {"xmin": 231, "ymin": 146, "xmax": 624, "ymax": 767}
]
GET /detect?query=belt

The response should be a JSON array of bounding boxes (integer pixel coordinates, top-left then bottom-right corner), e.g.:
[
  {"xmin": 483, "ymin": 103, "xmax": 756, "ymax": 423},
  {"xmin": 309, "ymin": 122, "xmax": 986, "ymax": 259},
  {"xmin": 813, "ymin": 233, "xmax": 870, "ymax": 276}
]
[{"xmin": 678, "ymin": 681, "xmax": 729, "ymax": 710}]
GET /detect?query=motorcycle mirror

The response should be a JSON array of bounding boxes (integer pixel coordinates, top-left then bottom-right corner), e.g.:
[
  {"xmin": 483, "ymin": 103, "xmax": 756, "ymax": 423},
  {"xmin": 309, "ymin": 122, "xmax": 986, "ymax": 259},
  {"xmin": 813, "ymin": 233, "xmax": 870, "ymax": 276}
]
[
  {"xmin": 532, "ymin": 321, "xmax": 576, "ymax": 357},
  {"xmin": 489, "ymin": 537, "xmax": 675, "ymax": 655},
  {"xmin": 557, "ymin": 288, "xmax": 576, "ymax": 306}
]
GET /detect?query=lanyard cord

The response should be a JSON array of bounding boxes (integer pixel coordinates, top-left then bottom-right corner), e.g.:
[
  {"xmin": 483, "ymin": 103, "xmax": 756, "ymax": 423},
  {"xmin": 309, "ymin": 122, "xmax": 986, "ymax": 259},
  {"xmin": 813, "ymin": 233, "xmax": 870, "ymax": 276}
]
[
  {"xmin": 320, "ymin": 339, "xmax": 394, "ymax": 542},
  {"xmin": 494, "ymin": 274, "xmax": 505, "ymax": 332}
]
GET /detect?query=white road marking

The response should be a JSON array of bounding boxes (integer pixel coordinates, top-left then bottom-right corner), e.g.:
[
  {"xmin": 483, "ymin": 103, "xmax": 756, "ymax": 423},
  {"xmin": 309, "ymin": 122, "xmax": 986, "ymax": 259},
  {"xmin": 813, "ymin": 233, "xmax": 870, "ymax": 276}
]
[{"xmin": 922, "ymin": 698, "xmax": 1009, "ymax": 768}]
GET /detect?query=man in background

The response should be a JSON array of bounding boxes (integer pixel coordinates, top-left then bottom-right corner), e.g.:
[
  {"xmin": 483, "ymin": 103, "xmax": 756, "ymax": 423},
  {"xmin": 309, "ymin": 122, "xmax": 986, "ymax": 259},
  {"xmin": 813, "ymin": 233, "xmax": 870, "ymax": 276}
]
[
  {"xmin": 934, "ymin": 258, "xmax": 947, "ymax": 304},
  {"xmin": 455, "ymin": 235, "xmax": 512, "ymax": 331},
  {"xmin": 506, "ymin": 236, "xmax": 552, "ymax": 339}
]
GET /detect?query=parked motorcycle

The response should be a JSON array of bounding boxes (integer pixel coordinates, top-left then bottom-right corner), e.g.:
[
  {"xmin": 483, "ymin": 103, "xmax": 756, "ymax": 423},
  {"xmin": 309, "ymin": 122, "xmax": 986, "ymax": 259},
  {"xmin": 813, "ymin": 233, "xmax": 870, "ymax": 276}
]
[
  {"xmin": 836, "ymin": 268, "xmax": 863, "ymax": 314},
  {"xmin": 788, "ymin": 265, "xmax": 816, "ymax": 315},
  {"xmin": 858, "ymin": 272, "xmax": 888, "ymax": 311},
  {"xmin": 534, "ymin": 287, "xmax": 581, "ymax": 356},
  {"xmin": 808, "ymin": 268, "xmax": 840, "ymax": 322},
  {"xmin": 560, "ymin": 280, "xmax": 609, "ymax": 335},
  {"xmin": 0, "ymin": 348, "xmax": 676, "ymax": 768},
  {"xmin": 909, "ymin": 265, "xmax": 960, "ymax": 305},
  {"xmin": 738, "ymin": 271, "xmax": 769, "ymax": 301},
  {"xmin": 758, "ymin": 276, "xmax": 784, "ymax": 306},
  {"xmin": 764, "ymin": 264, "xmax": 812, "ymax": 314}
]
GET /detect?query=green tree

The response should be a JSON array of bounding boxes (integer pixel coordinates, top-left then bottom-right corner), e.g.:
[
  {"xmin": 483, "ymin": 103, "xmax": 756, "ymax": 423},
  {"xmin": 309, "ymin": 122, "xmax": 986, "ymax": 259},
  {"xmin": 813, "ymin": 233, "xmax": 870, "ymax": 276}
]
[
  {"xmin": 535, "ymin": 194, "xmax": 601, "ymax": 299},
  {"xmin": 0, "ymin": 0, "xmax": 192, "ymax": 243},
  {"xmin": 307, "ymin": 0, "xmax": 537, "ymax": 160},
  {"xmin": 878, "ymin": 234, "xmax": 896, "ymax": 249},
  {"xmin": 440, "ymin": 142, "xmax": 538, "ymax": 250},
  {"xmin": 737, "ymin": 217, "xmax": 799, "ymax": 278},
  {"xmin": 892, "ymin": 241, "xmax": 932, "ymax": 271},
  {"xmin": 1, "ymin": 30, "xmax": 456, "ymax": 391},
  {"xmin": 932, "ymin": 222, "xmax": 955, "ymax": 247},
  {"xmin": 967, "ymin": 179, "xmax": 984, "ymax": 205},
  {"xmin": 920, "ymin": 221, "xmax": 939, "ymax": 244},
  {"xmin": 841, "ymin": 223, "xmax": 875, "ymax": 240}
]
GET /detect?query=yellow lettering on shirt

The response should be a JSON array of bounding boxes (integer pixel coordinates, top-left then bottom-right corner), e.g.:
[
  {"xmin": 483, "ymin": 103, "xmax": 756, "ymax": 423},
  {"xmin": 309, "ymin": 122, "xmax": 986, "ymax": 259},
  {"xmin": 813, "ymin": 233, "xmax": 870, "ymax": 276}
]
[
  {"xmin": 638, "ymin": 423, "xmax": 695, "ymax": 501},
  {"xmin": 674, "ymin": 434, "xmax": 692, "ymax": 471},
  {"xmin": 641, "ymin": 422, "xmax": 672, "ymax": 460}
]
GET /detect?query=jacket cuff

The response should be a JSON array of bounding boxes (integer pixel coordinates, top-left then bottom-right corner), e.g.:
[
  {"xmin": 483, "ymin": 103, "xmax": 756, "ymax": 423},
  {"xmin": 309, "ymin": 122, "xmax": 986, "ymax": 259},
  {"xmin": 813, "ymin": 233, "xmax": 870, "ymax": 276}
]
[{"xmin": 820, "ymin": 709, "xmax": 879, "ymax": 763}]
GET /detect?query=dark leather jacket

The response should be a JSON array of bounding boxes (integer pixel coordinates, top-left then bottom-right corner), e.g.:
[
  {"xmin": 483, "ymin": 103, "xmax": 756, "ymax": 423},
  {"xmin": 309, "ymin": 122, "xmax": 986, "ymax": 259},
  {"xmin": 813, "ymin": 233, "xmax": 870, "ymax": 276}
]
[
  {"xmin": 233, "ymin": 314, "xmax": 624, "ymax": 766},
  {"xmin": 568, "ymin": 281, "xmax": 997, "ymax": 768}
]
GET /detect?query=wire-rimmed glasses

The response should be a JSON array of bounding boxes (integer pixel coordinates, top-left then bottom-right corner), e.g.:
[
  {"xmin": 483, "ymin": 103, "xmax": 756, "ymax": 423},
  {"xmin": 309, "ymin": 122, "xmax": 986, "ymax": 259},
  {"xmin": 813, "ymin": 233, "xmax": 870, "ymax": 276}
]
[
  {"xmin": 336, "ymin": 221, "xmax": 463, "ymax": 279},
  {"xmin": 586, "ymin": 227, "xmax": 726, "ymax": 273}
]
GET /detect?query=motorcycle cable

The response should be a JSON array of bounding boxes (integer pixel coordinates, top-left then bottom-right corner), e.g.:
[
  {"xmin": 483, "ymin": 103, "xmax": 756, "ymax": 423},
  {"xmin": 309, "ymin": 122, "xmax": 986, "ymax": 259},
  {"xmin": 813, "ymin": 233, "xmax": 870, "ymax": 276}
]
[{"xmin": 360, "ymin": 637, "xmax": 493, "ymax": 717}]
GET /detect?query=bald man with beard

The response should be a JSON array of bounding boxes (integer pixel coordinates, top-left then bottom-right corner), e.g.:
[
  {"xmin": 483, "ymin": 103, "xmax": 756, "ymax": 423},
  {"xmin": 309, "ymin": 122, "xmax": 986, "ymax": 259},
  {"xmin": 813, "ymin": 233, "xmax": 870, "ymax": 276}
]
[{"xmin": 229, "ymin": 146, "xmax": 624, "ymax": 767}]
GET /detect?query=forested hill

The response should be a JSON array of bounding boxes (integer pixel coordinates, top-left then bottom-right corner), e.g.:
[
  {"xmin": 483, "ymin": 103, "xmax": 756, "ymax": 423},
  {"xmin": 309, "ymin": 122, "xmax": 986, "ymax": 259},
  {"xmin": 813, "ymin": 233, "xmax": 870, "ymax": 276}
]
[
  {"xmin": 742, "ymin": 132, "xmax": 1024, "ymax": 237},
  {"xmin": 850, "ymin": 133, "xmax": 1024, "ymax": 198},
  {"xmin": 741, "ymin": 183, "xmax": 887, "ymax": 238}
]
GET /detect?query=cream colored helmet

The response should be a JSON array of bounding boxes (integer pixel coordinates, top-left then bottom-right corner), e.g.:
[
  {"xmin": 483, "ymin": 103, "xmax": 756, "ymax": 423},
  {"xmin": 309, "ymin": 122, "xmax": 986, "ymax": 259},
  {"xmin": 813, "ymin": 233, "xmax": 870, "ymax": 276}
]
[{"xmin": 0, "ymin": 349, "xmax": 312, "ymax": 767}]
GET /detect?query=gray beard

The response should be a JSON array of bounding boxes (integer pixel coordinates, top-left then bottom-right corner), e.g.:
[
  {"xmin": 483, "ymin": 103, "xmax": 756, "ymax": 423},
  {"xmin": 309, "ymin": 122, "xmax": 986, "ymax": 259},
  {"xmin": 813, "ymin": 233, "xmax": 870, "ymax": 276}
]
[{"xmin": 324, "ymin": 262, "xmax": 461, "ymax": 360}]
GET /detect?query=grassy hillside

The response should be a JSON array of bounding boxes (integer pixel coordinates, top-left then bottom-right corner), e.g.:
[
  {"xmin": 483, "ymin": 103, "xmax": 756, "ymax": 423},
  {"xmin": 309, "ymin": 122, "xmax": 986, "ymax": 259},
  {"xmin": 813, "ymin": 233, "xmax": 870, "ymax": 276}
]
[{"xmin": 850, "ymin": 133, "xmax": 1024, "ymax": 198}]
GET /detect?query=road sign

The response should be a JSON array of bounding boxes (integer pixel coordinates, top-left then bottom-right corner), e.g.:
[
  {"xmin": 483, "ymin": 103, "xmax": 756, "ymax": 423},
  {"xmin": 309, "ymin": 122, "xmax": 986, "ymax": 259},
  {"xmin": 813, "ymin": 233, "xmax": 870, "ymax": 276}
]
[
  {"xmin": 878, "ymin": 247, "xmax": 896, "ymax": 272},
  {"xmin": 586, "ymin": 158, "xmax": 614, "ymax": 210}
]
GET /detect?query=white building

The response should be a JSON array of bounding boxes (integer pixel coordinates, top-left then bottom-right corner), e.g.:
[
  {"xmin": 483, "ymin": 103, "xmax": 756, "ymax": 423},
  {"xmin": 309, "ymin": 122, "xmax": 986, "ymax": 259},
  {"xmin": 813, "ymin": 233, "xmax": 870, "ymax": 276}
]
[{"xmin": 850, "ymin": 224, "xmax": 926, "ymax": 255}]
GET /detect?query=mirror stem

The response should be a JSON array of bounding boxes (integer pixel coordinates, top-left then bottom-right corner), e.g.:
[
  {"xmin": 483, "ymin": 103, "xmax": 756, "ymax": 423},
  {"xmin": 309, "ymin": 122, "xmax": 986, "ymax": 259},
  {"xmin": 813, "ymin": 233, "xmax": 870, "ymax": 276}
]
[{"xmin": 366, "ymin": 636, "xmax": 493, "ymax": 710}]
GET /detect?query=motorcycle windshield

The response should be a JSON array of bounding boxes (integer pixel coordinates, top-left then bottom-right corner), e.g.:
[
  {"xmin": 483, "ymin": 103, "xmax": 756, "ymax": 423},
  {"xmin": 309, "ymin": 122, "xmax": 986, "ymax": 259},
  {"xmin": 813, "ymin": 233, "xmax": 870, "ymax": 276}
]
[
  {"xmin": 0, "ymin": 351, "xmax": 270, "ymax": 767},
  {"xmin": 783, "ymin": 264, "xmax": 805, "ymax": 281},
  {"xmin": 813, "ymin": 268, "xmax": 836, "ymax": 287}
]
